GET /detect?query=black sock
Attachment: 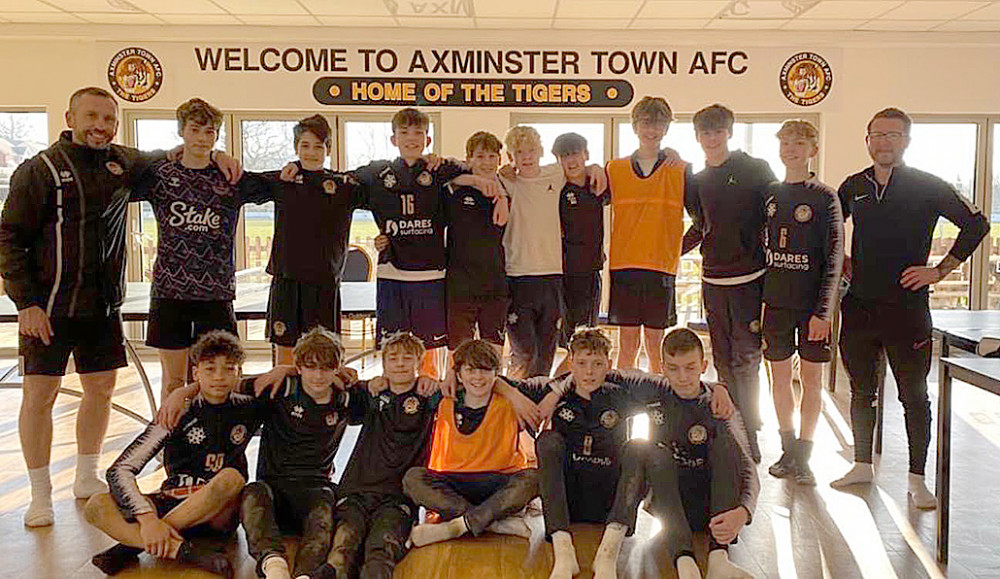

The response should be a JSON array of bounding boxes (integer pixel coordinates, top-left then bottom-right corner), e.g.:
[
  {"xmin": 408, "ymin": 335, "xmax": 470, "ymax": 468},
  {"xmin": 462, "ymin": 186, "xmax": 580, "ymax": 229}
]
[
  {"xmin": 779, "ymin": 430, "xmax": 796, "ymax": 456},
  {"xmin": 176, "ymin": 541, "xmax": 233, "ymax": 578},
  {"xmin": 91, "ymin": 543, "xmax": 142, "ymax": 576}
]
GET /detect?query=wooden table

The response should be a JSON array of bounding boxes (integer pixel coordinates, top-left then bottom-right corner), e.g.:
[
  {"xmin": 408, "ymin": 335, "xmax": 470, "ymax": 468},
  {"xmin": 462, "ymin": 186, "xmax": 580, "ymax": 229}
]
[
  {"xmin": 935, "ymin": 357, "xmax": 1000, "ymax": 563},
  {"xmin": 0, "ymin": 281, "xmax": 376, "ymax": 423}
]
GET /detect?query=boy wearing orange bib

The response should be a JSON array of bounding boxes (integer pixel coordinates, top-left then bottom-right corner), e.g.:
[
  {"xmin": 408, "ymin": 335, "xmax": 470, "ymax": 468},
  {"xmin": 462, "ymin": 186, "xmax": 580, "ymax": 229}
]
[{"xmin": 403, "ymin": 339, "xmax": 541, "ymax": 546}]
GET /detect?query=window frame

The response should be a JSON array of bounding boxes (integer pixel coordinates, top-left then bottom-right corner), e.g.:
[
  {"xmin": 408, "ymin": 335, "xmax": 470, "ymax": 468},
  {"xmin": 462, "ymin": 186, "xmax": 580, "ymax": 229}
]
[{"xmin": 336, "ymin": 111, "xmax": 442, "ymax": 169}]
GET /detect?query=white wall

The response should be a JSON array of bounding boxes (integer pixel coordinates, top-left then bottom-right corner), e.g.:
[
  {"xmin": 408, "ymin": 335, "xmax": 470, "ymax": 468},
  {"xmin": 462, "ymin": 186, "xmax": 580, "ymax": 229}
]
[{"xmin": 2, "ymin": 24, "xmax": 1000, "ymax": 185}]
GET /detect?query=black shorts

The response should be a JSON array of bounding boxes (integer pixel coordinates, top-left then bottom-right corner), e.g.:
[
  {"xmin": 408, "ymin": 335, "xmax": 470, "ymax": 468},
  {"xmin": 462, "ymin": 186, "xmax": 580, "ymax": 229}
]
[
  {"xmin": 267, "ymin": 277, "xmax": 342, "ymax": 347},
  {"xmin": 376, "ymin": 278, "xmax": 447, "ymax": 349},
  {"xmin": 562, "ymin": 272, "xmax": 601, "ymax": 344},
  {"xmin": 446, "ymin": 294, "xmax": 509, "ymax": 350},
  {"xmin": 126, "ymin": 491, "xmax": 235, "ymax": 536},
  {"xmin": 146, "ymin": 298, "xmax": 238, "ymax": 350},
  {"xmin": 762, "ymin": 306, "xmax": 831, "ymax": 363},
  {"xmin": 262, "ymin": 479, "xmax": 338, "ymax": 535},
  {"xmin": 19, "ymin": 312, "xmax": 127, "ymax": 376},
  {"xmin": 608, "ymin": 269, "xmax": 677, "ymax": 329}
]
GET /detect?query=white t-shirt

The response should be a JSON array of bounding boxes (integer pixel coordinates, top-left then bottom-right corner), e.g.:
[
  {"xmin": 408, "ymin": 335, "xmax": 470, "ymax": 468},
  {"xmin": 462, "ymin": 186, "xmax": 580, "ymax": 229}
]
[{"xmin": 501, "ymin": 164, "xmax": 566, "ymax": 277}]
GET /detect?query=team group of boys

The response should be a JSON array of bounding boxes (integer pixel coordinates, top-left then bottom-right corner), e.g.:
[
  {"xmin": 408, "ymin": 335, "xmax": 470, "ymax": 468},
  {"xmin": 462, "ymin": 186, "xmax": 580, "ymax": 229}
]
[{"xmin": 6, "ymin": 85, "xmax": 985, "ymax": 579}]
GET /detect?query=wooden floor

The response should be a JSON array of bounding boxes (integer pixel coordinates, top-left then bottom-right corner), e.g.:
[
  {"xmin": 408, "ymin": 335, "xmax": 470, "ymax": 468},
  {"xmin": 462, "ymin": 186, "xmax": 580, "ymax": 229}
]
[{"xmin": 2, "ymin": 343, "xmax": 1000, "ymax": 578}]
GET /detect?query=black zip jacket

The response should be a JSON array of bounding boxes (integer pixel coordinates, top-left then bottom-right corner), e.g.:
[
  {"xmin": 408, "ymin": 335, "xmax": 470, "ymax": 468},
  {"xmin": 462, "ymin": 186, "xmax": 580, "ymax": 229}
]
[
  {"xmin": 0, "ymin": 131, "xmax": 158, "ymax": 317},
  {"xmin": 838, "ymin": 164, "xmax": 989, "ymax": 304}
]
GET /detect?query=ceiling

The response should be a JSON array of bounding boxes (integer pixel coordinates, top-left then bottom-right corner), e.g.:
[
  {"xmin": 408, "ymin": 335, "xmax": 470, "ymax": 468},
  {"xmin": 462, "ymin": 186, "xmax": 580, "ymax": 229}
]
[{"xmin": 1, "ymin": 0, "xmax": 999, "ymax": 32}]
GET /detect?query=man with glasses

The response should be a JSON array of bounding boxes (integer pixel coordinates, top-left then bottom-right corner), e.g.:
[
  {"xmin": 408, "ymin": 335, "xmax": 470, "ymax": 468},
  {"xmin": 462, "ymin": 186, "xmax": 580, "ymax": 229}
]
[{"xmin": 831, "ymin": 108, "xmax": 988, "ymax": 509}]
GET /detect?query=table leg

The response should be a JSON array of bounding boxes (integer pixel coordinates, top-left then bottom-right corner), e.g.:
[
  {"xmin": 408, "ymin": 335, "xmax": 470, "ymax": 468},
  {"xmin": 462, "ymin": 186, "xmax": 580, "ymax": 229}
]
[
  {"xmin": 936, "ymin": 359, "xmax": 952, "ymax": 564},
  {"xmin": 124, "ymin": 339, "xmax": 157, "ymax": 419}
]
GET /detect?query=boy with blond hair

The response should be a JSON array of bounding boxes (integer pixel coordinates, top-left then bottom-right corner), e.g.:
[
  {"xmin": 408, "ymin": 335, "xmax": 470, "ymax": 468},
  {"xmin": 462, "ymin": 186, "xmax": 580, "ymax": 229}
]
[
  {"xmin": 763, "ymin": 120, "xmax": 843, "ymax": 486},
  {"xmin": 606, "ymin": 96, "xmax": 692, "ymax": 373},
  {"xmin": 501, "ymin": 126, "xmax": 606, "ymax": 379},
  {"xmin": 404, "ymin": 339, "xmax": 539, "ymax": 547},
  {"xmin": 84, "ymin": 331, "xmax": 262, "ymax": 577}
]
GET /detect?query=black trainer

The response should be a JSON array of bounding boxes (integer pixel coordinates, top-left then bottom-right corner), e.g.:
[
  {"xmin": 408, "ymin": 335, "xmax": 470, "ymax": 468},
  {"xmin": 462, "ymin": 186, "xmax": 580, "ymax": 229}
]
[
  {"xmin": 176, "ymin": 541, "xmax": 234, "ymax": 578},
  {"xmin": 91, "ymin": 543, "xmax": 142, "ymax": 575}
]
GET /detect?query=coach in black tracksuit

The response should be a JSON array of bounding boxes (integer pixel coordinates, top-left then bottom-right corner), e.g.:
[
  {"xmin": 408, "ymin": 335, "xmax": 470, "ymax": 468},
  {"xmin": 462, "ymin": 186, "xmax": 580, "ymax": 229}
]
[{"xmin": 831, "ymin": 108, "xmax": 988, "ymax": 508}]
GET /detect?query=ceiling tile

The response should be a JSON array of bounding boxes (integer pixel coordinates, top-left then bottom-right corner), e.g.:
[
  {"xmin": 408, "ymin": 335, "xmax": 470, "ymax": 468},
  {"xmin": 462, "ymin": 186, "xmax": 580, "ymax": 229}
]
[
  {"xmin": 880, "ymin": 1, "xmax": 989, "ymax": 21},
  {"xmin": 41, "ymin": 0, "xmax": 137, "ymax": 10},
  {"xmin": 0, "ymin": 0, "xmax": 58, "ymax": 11},
  {"xmin": 857, "ymin": 19, "xmax": 937, "ymax": 30},
  {"xmin": 705, "ymin": 17, "xmax": 788, "ymax": 29},
  {"xmin": 315, "ymin": 15, "xmax": 398, "ymax": 26},
  {"xmin": 298, "ymin": 0, "xmax": 391, "ymax": 16},
  {"xmin": 628, "ymin": 18, "xmax": 710, "ymax": 29},
  {"xmin": 0, "ymin": 11, "xmax": 86, "ymax": 22},
  {"xmin": 959, "ymin": 3, "xmax": 1000, "ymax": 19},
  {"xmin": 396, "ymin": 16, "xmax": 477, "ymax": 27},
  {"xmin": 555, "ymin": 1, "xmax": 642, "ymax": 19},
  {"xmin": 211, "ymin": 0, "xmax": 307, "ymax": 15},
  {"xmin": 156, "ymin": 13, "xmax": 243, "ymax": 24},
  {"xmin": 798, "ymin": 1, "xmax": 903, "ymax": 20},
  {"xmin": 235, "ymin": 14, "xmax": 321, "ymax": 25},
  {"xmin": 934, "ymin": 19, "xmax": 1000, "ymax": 31},
  {"xmin": 636, "ymin": 1, "xmax": 727, "ymax": 19},
  {"xmin": 713, "ymin": 0, "xmax": 802, "ymax": 19},
  {"xmin": 474, "ymin": 0, "xmax": 556, "ymax": 18},
  {"xmin": 476, "ymin": 17, "xmax": 553, "ymax": 28},
  {"xmin": 553, "ymin": 17, "xmax": 632, "ymax": 29},
  {"xmin": 124, "ymin": 0, "xmax": 224, "ymax": 14},
  {"xmin": 75, "ymin": 11, "xmax": 163, "ymax": 23},
  {"xmin": 781, "ymin": 18, "xmax": 869, "ymax": 30}
]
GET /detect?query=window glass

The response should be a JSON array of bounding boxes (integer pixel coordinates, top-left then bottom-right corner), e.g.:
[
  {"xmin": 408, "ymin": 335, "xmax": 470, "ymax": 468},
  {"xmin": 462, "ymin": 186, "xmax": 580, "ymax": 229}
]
[
  {"xmin": 517, "ymin": 121, "xmax": 606, "ymax": 166},
  {"xmin": 906, "ymin": 122, "xmax": 978, "ymax": 310},
  {"xmin": 0, "ymin": 112, "xmax": 48, "ymax": 212}
]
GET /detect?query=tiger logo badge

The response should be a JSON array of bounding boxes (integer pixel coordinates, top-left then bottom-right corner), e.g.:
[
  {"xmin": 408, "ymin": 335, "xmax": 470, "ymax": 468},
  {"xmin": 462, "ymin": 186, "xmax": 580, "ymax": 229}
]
[
  {"xmin": 322, "ymin": 179, "xmax": 337, "ymax": 194},
  {"xmin": 780, "ymin": 52, "xmax": 833, "ymax": 107},
  {"xmin": 230, "ymin": 424, "xmax": 247, "ymax": 445},
  {"xmin": 107, "ymin": 47, "xmax": 163, "ymax": 103},
  {"xmin": 600, "ymin": 410, "xmax": 619, "ymax": 429},
  {"xmin": 105, "ymin": 161, "xmax": 124, "ymax": 176},
  {"xmin": 325, "ymin": 413, "xmax": 337, "ymax": 427},
  {"xmin": 794, "ymin": 204, "xmax": 813, "ymax": 223},
  {"xmin": 417, "ymin": 171, "xmax": 433, "ymax": 187},
  {"xmin": 273, "ymin": 321, "xmax": 287, "ymax": 337},
  {"xmin": 688, "ymin": 424, "xmax": 708, "ymax": 445},
  {"xmin": 403, "ymin": 396, "xmax": 420, "ymax": 415}
]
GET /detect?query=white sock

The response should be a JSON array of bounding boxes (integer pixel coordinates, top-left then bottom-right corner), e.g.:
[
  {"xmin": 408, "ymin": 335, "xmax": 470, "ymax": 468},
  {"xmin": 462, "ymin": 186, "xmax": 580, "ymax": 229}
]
[
  {"xmin": 549, "ymin": 531, "xmax": 579, "ymax": 579},
  {"xmin": 24, "ymin": 466, "xmax": 54, "ymax": 527},
  {"xmin": 73, "ymin": 453, "xmax": 108, "ymax": 499},
  {"xmin": 410, "ymin": 517, "xmax": 468, "ymax": 547},
  {"xmin": 487, "ymin": 516, "xmax": 532, "ymax": 539},
  {"xmin": 262, "ymin": 554, "xmax": 292, "ymax": 579},
  {"xmin": 706, "ymin": 549, "xmax": 754, "ymax": 579},
  {"xmin": 907, "ymin": 473, "xmax": 937, "ymax": 510},
  {"xmin": 830, "ymin": 462, "xmax": 874, "ymax": 488},
  {"xmin": 592, "ymin": 522, "xmax": 626, "ymax": 579},
  {"xmin": 677, "ymin": 555, "xmax": 702, "ymax": 579}
]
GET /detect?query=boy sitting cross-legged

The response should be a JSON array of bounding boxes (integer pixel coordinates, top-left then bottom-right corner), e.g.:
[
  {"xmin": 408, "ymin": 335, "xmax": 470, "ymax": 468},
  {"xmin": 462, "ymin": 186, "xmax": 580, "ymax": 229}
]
[
  {"xmin": 83, "ymin": 331, "xmax": 263, "ymax": 577},
  {"xmin": 592, "ymin": 328, "xmax": 759, "ymax": 579},
  {"xmin": 523, "ymin": 327, "xmax": 735, "ymax": 579},
  {"xmin": 314, "ymin": 332, "xmax": 543, "ymax": 579},
  {"xmin": 403, "ymin": 339, "xmax": 540, "ymax": 547},
  {"xmin": 158, "ymin": 326, "xmax": 359, "ymax": 579}
]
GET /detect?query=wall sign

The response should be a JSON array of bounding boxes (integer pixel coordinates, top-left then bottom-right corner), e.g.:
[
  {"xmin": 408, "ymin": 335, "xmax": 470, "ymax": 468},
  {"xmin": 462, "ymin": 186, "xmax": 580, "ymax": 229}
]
[
  {"xmin": 107, "ymin": 47, "xmax": 163, "ymax": 102},
  {"xmin": 779, "ymin": 52, "xmax": 832, "ymax": 107}
]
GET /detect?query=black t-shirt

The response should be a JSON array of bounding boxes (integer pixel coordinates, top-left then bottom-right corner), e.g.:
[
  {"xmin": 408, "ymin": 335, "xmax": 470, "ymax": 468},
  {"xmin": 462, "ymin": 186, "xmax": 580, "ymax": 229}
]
[
  {"xmin": 353, "ymin": 158, "xmax": 467, "ymax": 272},
  {"xmin": 107, "ymin": 391, "xmax": 264, "ymax": 518},
  {"xmin": 763, "ymin": 178, "xmax": 844, "ymax": 320},
  {"xmin": 838, "ymin": 165, "xmax": 989, "ymax": 304},
  {"xmin": 445, "ymin": 183, "xmax": 507, "ymax": 298},
  {"xmin": 255, "ymin": 376, "xmax": 355, "ymax": 485},
  {"xmin": 454, "ymin": 391, "xmax": 490, "ymax": 435},
  {"xmin": 684, "ymin": 151, "xmax": 776, "ymax": 279},
  {"xmin": 264, "ymin": 165, "xmax": 359, "ymax": 285},
  {"xmin": 337, "ymin": 382, "xmax": 441, "ymax": 497},
  {"xmin": 560, "ymin": 181, "xmax": 609, "ymax": 275}
]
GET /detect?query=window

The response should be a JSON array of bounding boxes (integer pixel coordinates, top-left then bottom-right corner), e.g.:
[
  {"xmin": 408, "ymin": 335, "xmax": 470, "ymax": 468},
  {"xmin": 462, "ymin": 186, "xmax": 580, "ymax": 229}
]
[
  {"xmin": 987, "ymin": 123, "xmax": 1000, "ymax": 309},
  {"xmin": 906, "ymin": 122, "xmax": 979, "ymax": 310},
  {"xmin": 512, "ymin": 119, "xmax": 608, "ymax": 166},
  {"xmin": 0, "ymin": 111, "xmax": 48, "ymax": 211}
]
